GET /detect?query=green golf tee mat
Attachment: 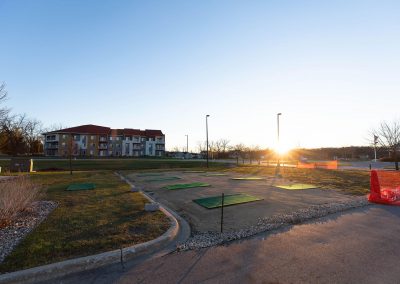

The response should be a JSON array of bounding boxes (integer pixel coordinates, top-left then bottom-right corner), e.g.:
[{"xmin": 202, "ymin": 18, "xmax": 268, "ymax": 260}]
[
  {"xmin": 66, "ymin": 183, "xmax": 96, "ymax": 191},
  {"xmin": 193, "ymin": 193, "xmax": 263, "ymax": 209},
  {"xmin": 275, "ymin": 184, "xmax": 317, "ymax": 190},
  {"xmin": 231, "ymin": 177, "xmax": 265, "ymax": 180},
  {"xmin": 164, "ymin": 182, "xmax": 211, "ymax": 190}
]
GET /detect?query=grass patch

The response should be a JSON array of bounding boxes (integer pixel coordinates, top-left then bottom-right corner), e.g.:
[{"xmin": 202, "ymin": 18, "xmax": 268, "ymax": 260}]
[
  {"xmin": 0, "ymin": 158, "xmax": 226, "ymax": 173},
  {"xmin": 184, "ymin": 170, "xmax": 206, "ymax": 173},
  {"xmin": 230, "ymin": 166, "xmax": 369, "ymax": 195},
  {"xmin": 0, "ymin": 171, "xmax": 170, "ymax": 273},
  {"xmin": 144, "ymin": 177, "xmax": 181, "ymax": 182},
  {"xmin": 66, "ymin": 183, "xmax": 96, "ymax": 191},
  {"xmin": 275, "ymin": 184, "xmax": 318, "ymax": 190},
  {"xmin": 193, "ymin": 193, "xmax": 263, "ymax": 209},
  {"xmin": 164, "ymin": 182, "xmax": 211, "ymax": 190},
  {"xmin": 203, "ymin": 173, "xmax": 228, "ymax": 176}
]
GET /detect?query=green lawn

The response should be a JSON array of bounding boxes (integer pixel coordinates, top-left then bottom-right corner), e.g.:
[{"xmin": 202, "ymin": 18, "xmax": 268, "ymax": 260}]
[
  {"xmin": 230, "ymin": 166, "xmax": 370, "ymax": 195},
  {"xmin": 0, "ymin": 171, "xmax": 170, "ymax": 273},
  {"xmin": 0, "ymin": 158, "xmax": 225, "ymax": 172}
]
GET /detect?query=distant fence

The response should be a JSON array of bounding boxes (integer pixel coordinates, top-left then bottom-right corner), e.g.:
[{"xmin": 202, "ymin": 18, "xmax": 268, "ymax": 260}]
[{"xmin": 297, "ymin": 160, "xmax": 338, "ymax": 170}]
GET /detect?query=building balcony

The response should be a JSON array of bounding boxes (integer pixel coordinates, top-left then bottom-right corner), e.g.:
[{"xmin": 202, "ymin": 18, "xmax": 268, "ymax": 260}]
[{"xmin": 98, "ymin": 146, "xmax": 108, "ymax": 150}]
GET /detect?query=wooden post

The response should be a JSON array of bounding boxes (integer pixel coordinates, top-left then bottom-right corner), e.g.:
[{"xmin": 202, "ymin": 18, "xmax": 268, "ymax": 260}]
[{"xmin": 220, "ymin": 193, "xmax": 224, "ymax": 233}]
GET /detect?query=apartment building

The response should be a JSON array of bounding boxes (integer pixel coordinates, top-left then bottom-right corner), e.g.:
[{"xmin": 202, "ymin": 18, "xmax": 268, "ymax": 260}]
[{"xmin": 43, "ymin": 124, "xmax": 165, "ymax": 157}]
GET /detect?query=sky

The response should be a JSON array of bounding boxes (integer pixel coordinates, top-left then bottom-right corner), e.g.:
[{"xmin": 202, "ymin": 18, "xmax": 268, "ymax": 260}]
[{"xmin": 1, "ymin": 0, "xmax": 400, "ymax": 152}]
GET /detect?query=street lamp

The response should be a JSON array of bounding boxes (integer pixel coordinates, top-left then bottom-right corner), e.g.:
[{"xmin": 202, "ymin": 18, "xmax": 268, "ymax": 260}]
[
  {"xmin": 276, "ymin": 113, "xmax": 282, "ymax": 176},
  {"xmin": 185, "ymin": 134, "xmax": 189, "ymax": 153},
  {"xmin": 206, "ymin": 115, "xmax": 210, "ymax": 168}
]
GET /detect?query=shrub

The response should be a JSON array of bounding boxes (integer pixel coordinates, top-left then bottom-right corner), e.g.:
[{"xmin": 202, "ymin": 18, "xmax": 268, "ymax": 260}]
[{"xmin": 0, "ymin": 176, "xmax": 40, "ymax": 227}]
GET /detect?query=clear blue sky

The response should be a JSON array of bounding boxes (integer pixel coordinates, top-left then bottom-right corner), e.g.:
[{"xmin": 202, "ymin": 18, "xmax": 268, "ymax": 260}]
[{"xmin": 1, "ymin": 0, "xmax": 400, "ymax": 151}]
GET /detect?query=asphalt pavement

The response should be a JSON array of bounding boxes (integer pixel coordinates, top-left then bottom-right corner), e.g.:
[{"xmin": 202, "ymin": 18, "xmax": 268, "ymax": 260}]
[{"xmin": 50, "ymin": 204, "xmax": 400, "ymax": 284}]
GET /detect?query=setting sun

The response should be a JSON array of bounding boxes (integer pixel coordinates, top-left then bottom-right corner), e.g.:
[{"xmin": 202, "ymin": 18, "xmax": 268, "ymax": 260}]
[{"xmin": 274, "ymin": 143, "xmax": 294, "ymax": 155}]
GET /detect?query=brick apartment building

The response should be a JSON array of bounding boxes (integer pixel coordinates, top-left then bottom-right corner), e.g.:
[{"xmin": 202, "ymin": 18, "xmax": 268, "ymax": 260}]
[{"xmin": 43, "ymin": 125, "xmax": 165, "ymax": 157}]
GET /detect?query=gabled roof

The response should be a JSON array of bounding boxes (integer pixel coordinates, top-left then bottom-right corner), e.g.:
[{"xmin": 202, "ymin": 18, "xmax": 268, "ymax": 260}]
[
  {"xmin": 48, "ymin": 124, "xmax": 111, "ymax": 135},
  {"xmin": 122, "ymin": 128, "xmax": 143, "ymax": 136},
  {"xmin": 145, "ymin": 129, "xmax": 164, "ymax": 137}
]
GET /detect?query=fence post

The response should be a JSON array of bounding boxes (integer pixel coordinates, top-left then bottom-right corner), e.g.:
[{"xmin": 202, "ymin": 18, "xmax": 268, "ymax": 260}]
[{"xmin": 220, "ymin": 193, "xmax": 224, "ymax": 233}]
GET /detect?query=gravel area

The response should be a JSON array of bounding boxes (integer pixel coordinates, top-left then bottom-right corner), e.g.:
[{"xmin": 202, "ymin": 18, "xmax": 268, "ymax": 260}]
[
  {"xmin": 178, "ymin": 197, "xmax": 369, "ymax": 250},
  {"xmin": 0, "ymin": 201, "xmax": 58, "ymax": 264}
]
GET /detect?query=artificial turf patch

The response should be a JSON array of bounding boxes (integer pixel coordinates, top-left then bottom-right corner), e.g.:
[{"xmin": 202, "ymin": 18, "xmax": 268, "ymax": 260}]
[
  {"xmin": 232, "ymin": 177, "xmax": 265, "ymax": 180},
  {"xmin": 144, "ymin": 177, "xmax": 181, "ymax": 182},
  {"xmin": 137, "ymin": 173, "xmax": 164, "ymax": 177},
  {"xmin": 66, "ymin": 183, "xmax": 96, "ymax": 191},
  {"xmin": 275, "ymin": 184, "xmax": 318, "ymax": 190},
  {"xmin": 193, "ymin": 193, "xmax": 263, "ymax": 209},
  {"xmin": 164, "ymin": 182, "xmax": 211, "ymax": 190}
]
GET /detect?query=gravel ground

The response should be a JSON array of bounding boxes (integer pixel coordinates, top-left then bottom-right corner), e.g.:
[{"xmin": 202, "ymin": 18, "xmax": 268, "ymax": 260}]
[
  {"xmin": 178, "ymin": 197, "xmax": 369, "ymax": 250},
  {"xmin": 0, "ymin": 201, "xmax": 58, "ymax": 263}
]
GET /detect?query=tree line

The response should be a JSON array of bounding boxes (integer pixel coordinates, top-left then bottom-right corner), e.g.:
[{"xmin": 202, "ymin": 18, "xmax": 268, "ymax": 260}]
[{"xmin": 0, "ymin": 83, "xmax": 63, "ymax": 156}]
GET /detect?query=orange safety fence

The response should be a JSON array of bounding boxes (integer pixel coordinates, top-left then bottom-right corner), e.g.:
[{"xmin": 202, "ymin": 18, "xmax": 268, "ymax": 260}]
[
  {"xmin": 297, "ymin": 162, "xmax": 316, "ymax": 169},
  {"xmin": 369, "ymin": 170, "xmax": 400, "ymax": 205},
  {"xmin": 315, "ymin": 160, "xmax": 338, "ymax": 170},
  {"xmin": 297, "ymin": 160, "xmax": 338, "ymax": 170}
]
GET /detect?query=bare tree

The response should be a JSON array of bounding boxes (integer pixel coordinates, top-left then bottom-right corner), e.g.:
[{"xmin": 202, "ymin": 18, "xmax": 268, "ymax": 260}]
[
  {"xmin": 231, "ymin": 143, "xmax": 246, "ymax": 165},
  {"xmin": 0, "ymin": 82, "xmax": 10, "ymax": 122},
  {"xmin": 373, "ymin": 120, "xmax": 400, "ymax": 170},
  {"xmin": 219, "ymin": 139, "xmax": 230, "ymax": 153}
]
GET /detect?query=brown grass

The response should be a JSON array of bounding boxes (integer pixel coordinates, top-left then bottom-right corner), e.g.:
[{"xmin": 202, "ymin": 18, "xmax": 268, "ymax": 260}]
[{"xmin": 0, "ymin": 177, "xmax": 40, "ymax": 227}]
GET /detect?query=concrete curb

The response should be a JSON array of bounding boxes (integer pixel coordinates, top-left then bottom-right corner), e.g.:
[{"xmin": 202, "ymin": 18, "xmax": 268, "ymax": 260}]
[{"xmin": 0, "ymin": 172, "xmax": 188, "ymax": 284}]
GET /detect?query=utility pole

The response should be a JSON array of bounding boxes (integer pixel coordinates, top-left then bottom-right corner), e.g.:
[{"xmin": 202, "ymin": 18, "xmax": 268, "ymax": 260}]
[
  {"xmin": 275, "ymin": 113, "xmax": 282, "ymax": 177},
  {"xmin": 185, "ymin": 134, "xmax": 189, "ymax": 153},
  {"xmin": 206, "ymin": 115, "xmax": 210, "ymax": 168}
]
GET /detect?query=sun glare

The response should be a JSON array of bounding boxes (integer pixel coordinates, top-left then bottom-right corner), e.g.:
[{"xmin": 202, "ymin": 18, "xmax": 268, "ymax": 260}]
[{"xmin": 275, "ymin": 143, "xmax": 293, "ymax": 155}]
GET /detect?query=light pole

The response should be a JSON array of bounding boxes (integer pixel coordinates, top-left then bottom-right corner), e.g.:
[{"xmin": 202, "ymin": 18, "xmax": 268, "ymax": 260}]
[
  {"xmin": 276, "ymin": 113, "xmax": 282, "ymax": 176},
  {"xmin": 206, "ymin": 115, "xmax": 210, "ymax": 168},
  {"xmin": 185, "ymin": 134, "xmax": 189, "ymax": 153}
]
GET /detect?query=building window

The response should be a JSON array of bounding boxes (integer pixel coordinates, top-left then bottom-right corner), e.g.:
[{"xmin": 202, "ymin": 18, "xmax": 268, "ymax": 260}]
[{"xmin": 91, "ymin": 136, "xmax": 95, "ymax": 140}]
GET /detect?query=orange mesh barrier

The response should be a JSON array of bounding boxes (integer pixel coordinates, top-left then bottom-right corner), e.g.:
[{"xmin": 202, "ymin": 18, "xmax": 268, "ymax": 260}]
[
  {"xmin": 297, "ymin": 162, "xmax": 316, "ymax": 169},
  {"xmin": 369, "ymin": 170, "xmax": 400, "ymax": 205},
  {"xmin": 316, "ymin": 160, "xmax": 338, "ymax": 170}
]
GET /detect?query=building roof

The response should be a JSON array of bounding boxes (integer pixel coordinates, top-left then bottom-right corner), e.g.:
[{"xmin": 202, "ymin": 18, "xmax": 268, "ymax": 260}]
[
  {"xmin": 144, "ymin": 129, "xmax": 164, "ymax": 137},
  {"xmin": 48, "ymin": 124, "xmax": 111, "ymax": 135},
  {"xmin": 122, "ymin": 128, "xmax": 143, "ymax": 136},
  {"xmin": 45, "ymin": 125, "xmax": 164, "ymax": 137}
]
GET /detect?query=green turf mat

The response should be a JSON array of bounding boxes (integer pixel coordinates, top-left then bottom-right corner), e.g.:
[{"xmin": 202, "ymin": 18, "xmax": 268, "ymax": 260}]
[
  {"xmin": 193, "ymin": 193, "xmax": 263, "ymax": 209},
  {"xmin": 204, "ymin": 173, "xmax": 228, "ymax": 176},
  {"xmin": 184, "ymin": 170, "xmax": 206, "ymax": 173},
  {"xmin": 164, "ymin": 182, "xmax": 211, "ymax": 190},
  {"xmin": 275, "ymin": 184, "xmax": 318, "ymax": 190},
  {"xmin": 66, "ymin": 183, "xmax": 96, "ymax": 191},
  {"xmin": 144, "ymin": 177, "xmax": 181, "ymax": 182},
  {"xmin": 232, "ymin": 177, "xmax": 265, "ymax": 180},
  {"xmin": 137, "ymin": 173, "xmax": 164, "ymax": 177}
]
